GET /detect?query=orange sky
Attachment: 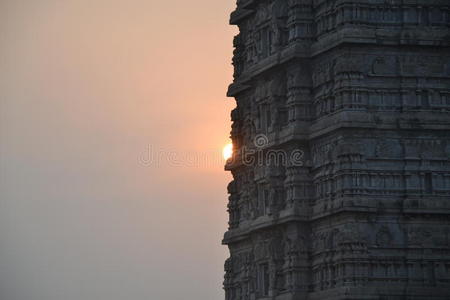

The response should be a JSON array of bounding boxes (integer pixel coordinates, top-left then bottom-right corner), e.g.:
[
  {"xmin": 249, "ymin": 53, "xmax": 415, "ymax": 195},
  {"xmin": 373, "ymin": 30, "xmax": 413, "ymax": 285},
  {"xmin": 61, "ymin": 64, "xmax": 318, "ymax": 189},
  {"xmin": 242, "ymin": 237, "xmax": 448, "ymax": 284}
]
[{"xmin": 0, "ymin": 1, "xmax": 237, "ymax": 299}]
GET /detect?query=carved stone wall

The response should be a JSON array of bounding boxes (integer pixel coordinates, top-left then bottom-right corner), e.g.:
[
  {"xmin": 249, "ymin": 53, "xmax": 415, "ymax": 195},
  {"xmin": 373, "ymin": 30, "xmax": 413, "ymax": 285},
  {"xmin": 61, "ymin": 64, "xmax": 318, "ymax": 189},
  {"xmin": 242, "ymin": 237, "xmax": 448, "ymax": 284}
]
[{"xmin": 224, "ymin": 1, "xmax": 450, "ymax": 299}]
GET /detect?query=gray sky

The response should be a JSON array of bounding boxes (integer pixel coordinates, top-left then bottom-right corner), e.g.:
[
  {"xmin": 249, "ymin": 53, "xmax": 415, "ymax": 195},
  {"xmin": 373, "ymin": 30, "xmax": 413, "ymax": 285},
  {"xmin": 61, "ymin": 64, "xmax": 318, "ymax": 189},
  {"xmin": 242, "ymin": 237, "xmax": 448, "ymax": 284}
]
[{"xmin": 0, "ymin": 1, "xmax": 236, "ymax": 299}]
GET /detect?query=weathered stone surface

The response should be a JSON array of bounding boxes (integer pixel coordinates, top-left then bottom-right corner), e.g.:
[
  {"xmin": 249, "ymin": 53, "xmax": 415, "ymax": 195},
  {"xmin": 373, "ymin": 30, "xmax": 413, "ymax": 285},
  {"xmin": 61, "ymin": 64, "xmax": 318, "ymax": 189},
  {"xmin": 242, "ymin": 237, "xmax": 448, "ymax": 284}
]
[{"xmin": 223, "ymin": 1, "xmax": 450, "ymax": 299}]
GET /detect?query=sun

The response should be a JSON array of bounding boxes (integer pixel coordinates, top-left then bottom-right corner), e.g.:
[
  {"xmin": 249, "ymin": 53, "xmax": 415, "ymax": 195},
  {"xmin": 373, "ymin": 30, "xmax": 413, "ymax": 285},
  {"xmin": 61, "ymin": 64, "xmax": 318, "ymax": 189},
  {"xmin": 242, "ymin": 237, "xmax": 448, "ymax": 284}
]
[{"xmin": 223, "ymin": 143, "xmax": 233, "ymax": 160}]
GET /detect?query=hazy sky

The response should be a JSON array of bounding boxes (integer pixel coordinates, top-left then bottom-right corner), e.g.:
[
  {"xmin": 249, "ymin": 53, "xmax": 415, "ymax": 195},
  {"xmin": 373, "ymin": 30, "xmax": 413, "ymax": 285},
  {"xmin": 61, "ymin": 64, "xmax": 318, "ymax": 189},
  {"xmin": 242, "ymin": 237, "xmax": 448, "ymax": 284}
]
[{"xmin": 0, "ymin": 1, "xmax": 236, "ymax": 299}]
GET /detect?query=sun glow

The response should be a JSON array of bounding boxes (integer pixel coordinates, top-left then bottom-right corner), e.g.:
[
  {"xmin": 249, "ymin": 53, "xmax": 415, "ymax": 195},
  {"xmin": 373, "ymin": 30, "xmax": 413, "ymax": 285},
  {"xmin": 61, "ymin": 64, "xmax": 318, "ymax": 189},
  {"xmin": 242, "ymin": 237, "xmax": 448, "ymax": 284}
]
[{"xmin": 223, "ymin": 143, "xmax": 233, "ymax": 160}]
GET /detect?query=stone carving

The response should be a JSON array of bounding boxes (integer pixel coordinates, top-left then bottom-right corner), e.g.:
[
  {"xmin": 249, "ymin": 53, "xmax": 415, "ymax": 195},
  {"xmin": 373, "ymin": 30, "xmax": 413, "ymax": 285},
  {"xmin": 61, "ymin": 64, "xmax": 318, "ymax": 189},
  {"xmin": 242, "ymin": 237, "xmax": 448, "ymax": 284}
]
[
  {"xmin": 270, "ymin": 0, "xmax": 288, "ymax": 52},
  {"xmin": 375, "ymin": 139, "xmax": 402, "ymax": 158},
  {"xmin": 371, "ymin": 56, "xmax": 398, "ymax": 76},
  {"xmin": 376, "ymin": 226, "xmax": 393, "ymax": 247},
  {"xmin": 337, "ymin": 223, "xmax": 367, "ymax": 245},
  {"xmin": 408, "ymin": 227, "xmax": 434, "ymax": 247},
  {"xmin": 224, "ymin": 1, "xmax": 450, "ymax": 299}
]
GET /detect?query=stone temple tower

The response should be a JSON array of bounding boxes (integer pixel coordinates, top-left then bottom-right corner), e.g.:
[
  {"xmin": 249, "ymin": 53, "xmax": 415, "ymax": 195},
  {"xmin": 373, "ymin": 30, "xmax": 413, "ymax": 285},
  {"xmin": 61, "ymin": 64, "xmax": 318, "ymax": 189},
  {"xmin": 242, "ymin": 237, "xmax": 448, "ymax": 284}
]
[{"xmin": 223, "ymin": 1, "xmax": 450, "ymax": 299}]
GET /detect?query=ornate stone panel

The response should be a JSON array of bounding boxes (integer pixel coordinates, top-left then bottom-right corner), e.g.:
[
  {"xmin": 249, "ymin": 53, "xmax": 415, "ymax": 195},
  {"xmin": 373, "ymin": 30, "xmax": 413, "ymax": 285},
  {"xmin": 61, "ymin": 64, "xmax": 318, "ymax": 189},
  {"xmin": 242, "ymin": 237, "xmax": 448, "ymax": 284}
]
[{"xmin": 224, "ymin": 1, "xmax": 450, "ymax": 299}]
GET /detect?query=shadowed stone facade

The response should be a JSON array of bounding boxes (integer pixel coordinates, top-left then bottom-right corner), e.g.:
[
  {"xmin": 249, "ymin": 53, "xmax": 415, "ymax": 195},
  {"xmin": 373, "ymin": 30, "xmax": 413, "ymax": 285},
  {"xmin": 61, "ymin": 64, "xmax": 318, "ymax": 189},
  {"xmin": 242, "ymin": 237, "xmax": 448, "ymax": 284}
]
[{"xmin": 223, "ymin": 1, "xmax": 450, "ymax": 299}]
